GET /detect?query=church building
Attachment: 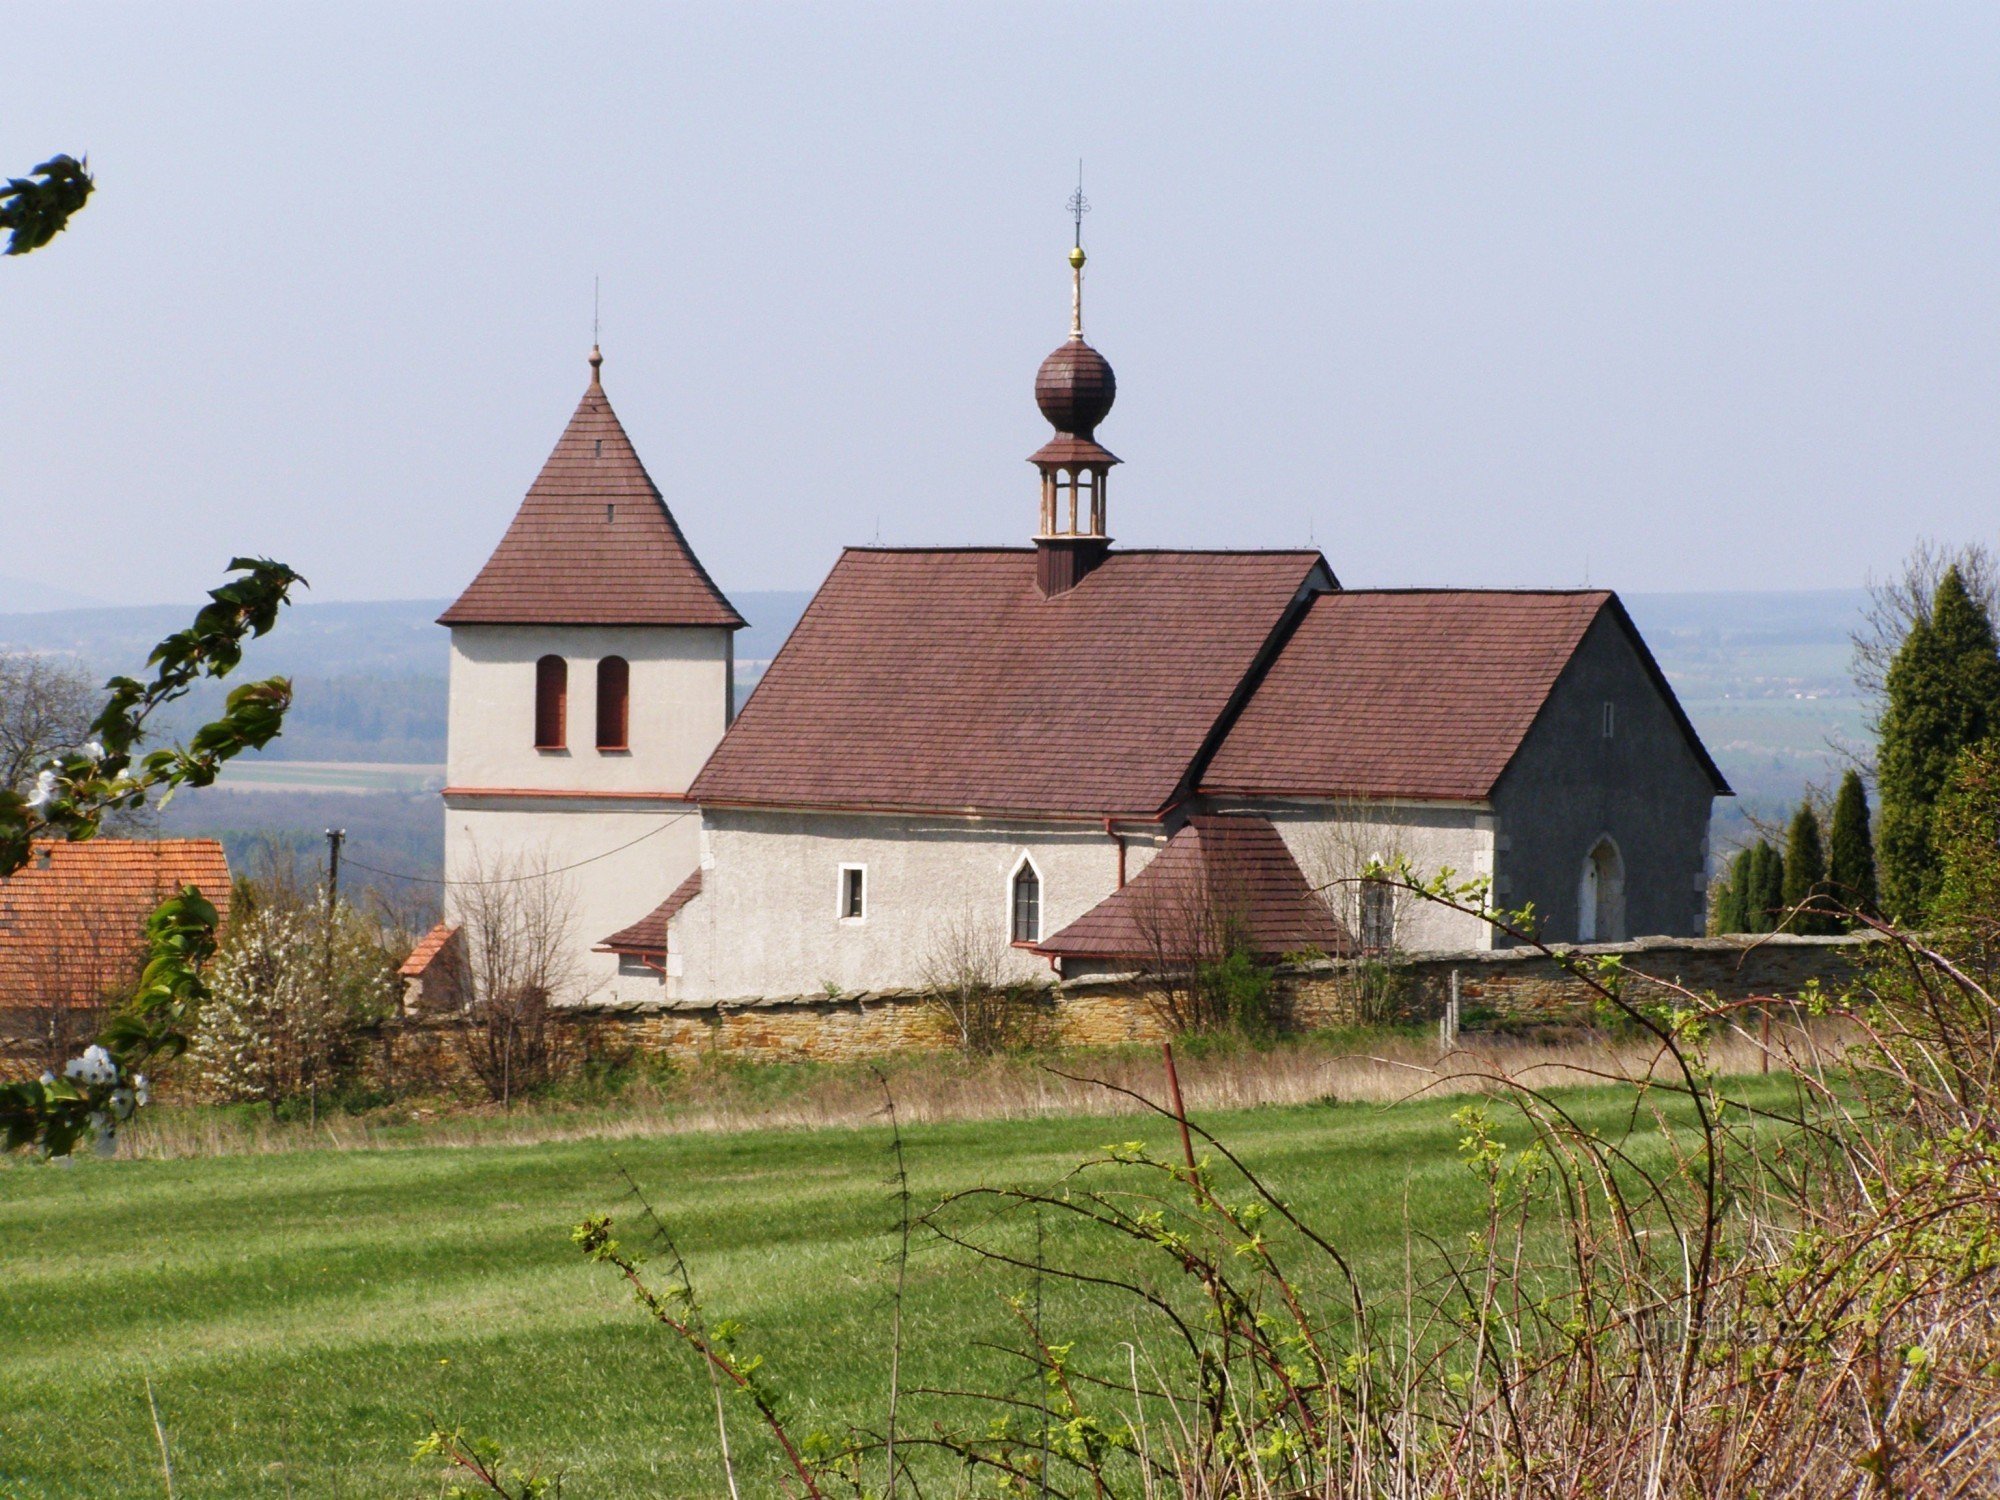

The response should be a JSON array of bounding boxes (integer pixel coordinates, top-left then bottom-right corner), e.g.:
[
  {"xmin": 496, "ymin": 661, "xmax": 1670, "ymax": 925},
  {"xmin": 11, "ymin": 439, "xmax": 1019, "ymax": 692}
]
[{"xmin": 423, "ymin": 243, "xmax": 1727, "ymax": 1010}]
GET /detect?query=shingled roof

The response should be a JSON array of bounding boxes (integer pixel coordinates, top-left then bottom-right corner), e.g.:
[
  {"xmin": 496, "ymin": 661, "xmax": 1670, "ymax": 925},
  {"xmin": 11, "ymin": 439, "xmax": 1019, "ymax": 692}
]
[
  {"xmin": 440, "ymin": 352, "xmax": 745, "ymax": 629},
  {"xmin": 594, "ymin": 869, "xmax": 702, "ymax": 956},
  {"xmin": 689, "ymin": 548, "xmax": 1332, "ymax": 818},
  {"xmin": 1037, "ymin": 815, "xmax": 1349, "ymax": 962},
  {"xmin": 0, "ymin": 840, "xmax": 232, "ymax": 1007},
  {"xmin": 1201, "ymin": 589, "xmax": 1727, "ymax": 802}
]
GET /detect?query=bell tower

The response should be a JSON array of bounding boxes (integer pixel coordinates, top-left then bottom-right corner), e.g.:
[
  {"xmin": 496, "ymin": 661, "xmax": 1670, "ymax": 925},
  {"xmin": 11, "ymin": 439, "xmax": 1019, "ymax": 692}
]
[{"xmin": 1030, "ymin": 187, "xmax": 1119, "ymax": 597}]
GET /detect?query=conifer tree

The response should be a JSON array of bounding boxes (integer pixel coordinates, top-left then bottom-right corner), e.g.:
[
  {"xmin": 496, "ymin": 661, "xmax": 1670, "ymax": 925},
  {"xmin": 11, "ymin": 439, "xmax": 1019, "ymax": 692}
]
[
  {"xmin": 1781, "ymin": 803, "xmax": 1831, "ymax": 934},
  {"xmin": 1715, "ymin": 849, "xmax": 1750, "ymax": 934},
  {"xmin": 1827, "ymin": 770, "xmax": 1878, "ymax": 920},
  {"xmin": 1877, "ymin": 566, "xmax": 2000, "ymax": 920},
  {"xmin": 1746, "ymin": 840, "xmax": 1785, "ymax": 933}
]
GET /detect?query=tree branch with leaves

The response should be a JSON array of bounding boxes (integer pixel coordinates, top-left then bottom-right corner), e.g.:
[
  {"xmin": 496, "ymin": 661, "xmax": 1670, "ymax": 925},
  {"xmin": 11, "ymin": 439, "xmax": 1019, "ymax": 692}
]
[{"xmin": 0, "ymin": 558, "xmax": 304, "ymax": 1157}]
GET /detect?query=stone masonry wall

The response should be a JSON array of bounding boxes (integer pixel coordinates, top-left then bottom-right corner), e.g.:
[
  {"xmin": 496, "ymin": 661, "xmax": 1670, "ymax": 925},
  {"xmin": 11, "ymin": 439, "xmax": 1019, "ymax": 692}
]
[{"xmin": 368, "ymin": 933, "xmax": 1870, "ymax": 1082}]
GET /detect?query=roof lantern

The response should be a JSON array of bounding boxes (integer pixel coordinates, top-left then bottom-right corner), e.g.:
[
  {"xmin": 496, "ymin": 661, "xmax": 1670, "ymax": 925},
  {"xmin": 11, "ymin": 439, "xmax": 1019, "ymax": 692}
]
[{"xmin": 1032, "ymin": 176, "xmax": 1120, "ymax": 597}]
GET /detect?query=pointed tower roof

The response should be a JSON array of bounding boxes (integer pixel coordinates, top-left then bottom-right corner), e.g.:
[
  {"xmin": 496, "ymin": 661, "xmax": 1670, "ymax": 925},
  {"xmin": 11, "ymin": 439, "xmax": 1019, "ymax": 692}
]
[{"xmin": 440, "ymin": 349, "xmax": 745, "ymax": 628}]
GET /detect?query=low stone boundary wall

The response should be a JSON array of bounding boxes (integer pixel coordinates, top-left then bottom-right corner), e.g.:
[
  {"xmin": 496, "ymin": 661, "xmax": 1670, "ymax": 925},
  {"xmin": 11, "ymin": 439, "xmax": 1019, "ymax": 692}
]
[{"xmin": 369, "ymin": 933, "xmax": 1872, "ymax": 1079}]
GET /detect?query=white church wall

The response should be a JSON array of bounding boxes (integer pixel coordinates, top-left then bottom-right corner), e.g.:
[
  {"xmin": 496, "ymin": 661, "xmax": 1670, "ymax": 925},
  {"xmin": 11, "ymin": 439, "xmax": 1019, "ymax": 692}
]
[
  {"xmin": 443, "ymin": 800, "xmax": 703, "ymax": 1008},
  {"xmin": 446, "ymin": 623, "xmax": 733, "ymax": 795},
  {"xmin": 673, "ymin": 808, "xmax": 1162, "ymax": 1001},
  {"xmin": 1210, "ymin": 798, "xmax": 1498, "ymax": 952}
]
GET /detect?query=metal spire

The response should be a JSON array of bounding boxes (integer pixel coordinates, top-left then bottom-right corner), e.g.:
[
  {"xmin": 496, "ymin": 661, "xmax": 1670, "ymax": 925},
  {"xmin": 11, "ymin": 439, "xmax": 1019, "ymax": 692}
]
[
  {"xmin": 1066, "ymin": 162, "xmax": 1090, "ymax": 339},
  {"xmin": 589, "ymin": 275, "xmax": 603, "ymax": 383}
]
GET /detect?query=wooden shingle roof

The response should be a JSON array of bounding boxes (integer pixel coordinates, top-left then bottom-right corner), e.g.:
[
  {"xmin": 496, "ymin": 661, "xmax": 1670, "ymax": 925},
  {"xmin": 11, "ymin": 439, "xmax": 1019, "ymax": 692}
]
[
  {"xmin": 1201, "ymin": 589, "xmax": 1728, "ymax": 802},
  {"xmin": 0, "ymin": 840, "xmax": 232, "ymax": 1005},
  {"xmin": 689, "ymin": 547, "xmax": 1332, "ymax": 818},
  {"xmin": 440, "ymin": 354, "xmax": 745, "ymax": 629},
  {"xmin": 1037, "ymin": 815, "xmax": 1349, "ymax": 961}
]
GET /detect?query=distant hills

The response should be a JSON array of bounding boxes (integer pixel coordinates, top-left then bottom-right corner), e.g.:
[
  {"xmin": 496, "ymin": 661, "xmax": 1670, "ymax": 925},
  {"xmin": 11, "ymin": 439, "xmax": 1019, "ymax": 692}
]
[{"xmin": 2, "ymin": 585, "xmax": 1872, "ymax": 904}]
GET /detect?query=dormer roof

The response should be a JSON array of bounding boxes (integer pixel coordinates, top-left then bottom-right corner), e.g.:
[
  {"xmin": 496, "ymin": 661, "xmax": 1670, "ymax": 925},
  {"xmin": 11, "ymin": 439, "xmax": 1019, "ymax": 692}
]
[{"xmin": 440, "ymin": 352, "xmax": 744, "ymax": 629}]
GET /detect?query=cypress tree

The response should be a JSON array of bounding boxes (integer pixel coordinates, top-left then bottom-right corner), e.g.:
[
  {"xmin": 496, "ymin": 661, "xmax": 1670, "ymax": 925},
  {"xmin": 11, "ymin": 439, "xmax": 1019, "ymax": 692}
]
[
  {"xmin": 1715, "ymin": 849, "xmax": 1750, "ymax": 933},
  {"xmin": 1781, "ymin": 803, "xmax": 1830, "ymax": 934},
  {"xmin": 1827, "ymin": 770, "xmax": 1877, "ymax": 920},
  {"xmin": 1877, "ymin": 566, "xmax": 2000, "ymax": 920},
  {"xmin": 1748, "ymin": 840, "xmax": 1785, "ymax": 933}
]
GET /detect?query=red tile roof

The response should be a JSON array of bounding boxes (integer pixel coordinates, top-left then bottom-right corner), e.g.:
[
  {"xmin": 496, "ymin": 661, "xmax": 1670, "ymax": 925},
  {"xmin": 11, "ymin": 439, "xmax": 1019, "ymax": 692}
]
[
  {"xmin": 440, "ymin": 358, "xmax": 745, "ymax": 629},
  {"xmin": 0, "ymin": 840, "xmax": 232, "ymax": 1007},
  {"xmin": 1037, "ymin": 815, "xmax": 1349, "ymax": 961},
  {"xmin": 594, "ymin": 869, "xmax": 702, "ymax": 955},
  {"xmin": 1201, "ymin": 590, "xmax": 1727, "ymax": 802},
  {"xmin": 690, "ymin": 547, "xmax": 1331, "ymax": 817},
  {"xmin": 398, "ymin": 920, "xmax": 461, "ymax": 979}
]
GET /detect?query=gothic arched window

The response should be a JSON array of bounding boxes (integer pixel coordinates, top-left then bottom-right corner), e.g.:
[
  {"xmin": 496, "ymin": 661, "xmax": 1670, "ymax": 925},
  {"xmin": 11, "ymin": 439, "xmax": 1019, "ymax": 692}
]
[
  {"xmin": 534, "ymin": 655, "xmax": 568, "ymax": 750},
  {"xmin": 596, "ymin": 656, "xmax": 630, "ymax": 750},
  {"xmin": 1011, "ymin": 858, "xmax": 1042, "ymax": 944}
]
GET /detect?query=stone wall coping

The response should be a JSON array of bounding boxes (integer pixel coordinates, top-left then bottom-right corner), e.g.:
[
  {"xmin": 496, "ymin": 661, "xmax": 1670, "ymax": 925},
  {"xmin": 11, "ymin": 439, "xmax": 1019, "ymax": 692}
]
[
  {"xmin": 1056, "ymin": 931, "xmax": 1878, "ymax": 994},
  {"xmin": 380, "ymin": 933, "xmax": 1873, "ymax": 1025}
]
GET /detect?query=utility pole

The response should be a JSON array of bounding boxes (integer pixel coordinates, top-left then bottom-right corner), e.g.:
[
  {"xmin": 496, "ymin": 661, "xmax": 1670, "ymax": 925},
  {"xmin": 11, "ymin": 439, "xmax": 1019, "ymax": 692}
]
[{"xmin": 317, "ymin": 828, "xmax": 345, "ymax": 1131}]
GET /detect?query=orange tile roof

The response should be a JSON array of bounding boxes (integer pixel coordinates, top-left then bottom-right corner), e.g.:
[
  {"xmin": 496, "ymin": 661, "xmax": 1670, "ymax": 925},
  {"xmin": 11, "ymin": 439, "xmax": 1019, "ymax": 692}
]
[
  {"xmin": 440, "ymin": 357, "xmax": 745, "ymax": 629},
  {"xmin": 398, "ymin": 920, "xmax": 461, "ymax": 978},
  {"xmin": 0, "ymin": 840, "xmax": 232, "ymax": 1007}
]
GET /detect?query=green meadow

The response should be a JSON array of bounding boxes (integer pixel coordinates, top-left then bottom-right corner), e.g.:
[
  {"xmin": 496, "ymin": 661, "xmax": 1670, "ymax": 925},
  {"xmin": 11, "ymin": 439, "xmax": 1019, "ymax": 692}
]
[{"xmin": 0, "ymin": 1081, "xmax": 1782, "ymax": 1498}]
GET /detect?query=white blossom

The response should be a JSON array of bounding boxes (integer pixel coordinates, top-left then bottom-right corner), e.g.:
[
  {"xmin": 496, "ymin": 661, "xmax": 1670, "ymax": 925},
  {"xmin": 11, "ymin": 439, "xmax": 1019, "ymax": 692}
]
[
  {"xmin": 63, "ymin": 1044, "xmax": 117, "ymax": 1087},
  {"xmin": 108, "ymin": 1088, "xmax": 136, "ymax": 1120},
  {"xmin": 81, "ymin": 739, "xmax": 105, "ymax": 759},
  {"xmin": 25, "ymin": 768, "xmax": 59, "ymax": 808},
  {"xmin": 133, "ymin": 1075, "xmax": 150, "ymax": 1107},
  {"xmin": 39, "ymin": 1071, "xmax": 55, "ymax": 1087}
]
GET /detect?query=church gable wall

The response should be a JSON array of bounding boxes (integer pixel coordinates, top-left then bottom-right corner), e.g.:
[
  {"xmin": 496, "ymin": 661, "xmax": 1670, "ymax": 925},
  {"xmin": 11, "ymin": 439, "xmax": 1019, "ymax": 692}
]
[
  {"xmin": 673, "ymin": 808, "xmax": 1161, "ymax": 1002},
  {"xmin": 446, "ymin": 623, "xmax": 733, "ymax": 795},
  {"xmin": 1491, "ymin": 613, "xmax": 1714, "ymax": 943},
  {"xmin": 1207, "ymin": 798, "xmax": 1496, "ymax": 952}
]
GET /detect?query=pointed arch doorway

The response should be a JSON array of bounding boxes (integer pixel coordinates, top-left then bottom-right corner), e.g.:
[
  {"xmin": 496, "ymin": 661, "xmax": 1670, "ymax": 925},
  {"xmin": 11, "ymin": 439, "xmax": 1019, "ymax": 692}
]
[{"xmin": 1578, "ymin": 837, "xmax": 1625, "ymax": 943}]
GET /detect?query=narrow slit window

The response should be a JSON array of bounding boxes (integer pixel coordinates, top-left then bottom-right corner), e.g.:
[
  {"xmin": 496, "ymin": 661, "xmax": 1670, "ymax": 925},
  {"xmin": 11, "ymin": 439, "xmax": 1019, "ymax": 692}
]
[
  {"xmin": 596, "ymin": 656, "xmax": 629, "ymax": 750},
  {"xmin": 839, "ymin": 865, "xmax": 866, "ymax": 921},
  {"xmin": 1011, "ymin": 860, "xmax": 1041, "ymax": 944},
  {"xmin": 1602, "ymin": 702, "xmax": 1616, "ymax": 739},
  {"xmin": 534, "ymin": 655, "xmax": 568, "ymax": 749}
]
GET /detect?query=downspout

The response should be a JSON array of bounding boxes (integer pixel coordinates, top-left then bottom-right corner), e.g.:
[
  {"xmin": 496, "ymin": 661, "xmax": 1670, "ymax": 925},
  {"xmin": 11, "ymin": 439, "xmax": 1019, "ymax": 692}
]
[{"xmin": 1104, "ymin": 816, "xmax": 1127, "ymax": 888}]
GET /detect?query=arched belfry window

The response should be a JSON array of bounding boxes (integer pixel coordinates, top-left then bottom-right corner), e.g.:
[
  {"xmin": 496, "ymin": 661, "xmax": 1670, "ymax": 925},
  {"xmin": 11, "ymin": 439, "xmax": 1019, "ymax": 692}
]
[
  {"xmin": 534, "ymin": 655, "xmax": 568, "ymax": 750},
  {"xmin": 596, "ymin": 656, "xmax": 630, "ymax": 751},
  {"xmin": 1011, "ymin": 856, "xmax": 1042, "ymax": 944}
]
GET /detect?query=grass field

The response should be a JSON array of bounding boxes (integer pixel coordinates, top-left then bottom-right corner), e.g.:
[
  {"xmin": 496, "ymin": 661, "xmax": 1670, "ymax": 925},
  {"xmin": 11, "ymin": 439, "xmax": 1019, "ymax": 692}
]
[{"xmin": 0, "ymin": 1076, "xmax": 1786, "ymax": 1498}]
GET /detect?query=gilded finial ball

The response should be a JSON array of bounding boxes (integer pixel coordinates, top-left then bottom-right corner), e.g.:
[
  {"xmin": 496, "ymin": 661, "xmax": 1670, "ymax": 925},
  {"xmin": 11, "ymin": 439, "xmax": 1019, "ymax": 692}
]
[{"xmin": 1068, "ymin": 245, "xmax": 1087, "ymax": 270}]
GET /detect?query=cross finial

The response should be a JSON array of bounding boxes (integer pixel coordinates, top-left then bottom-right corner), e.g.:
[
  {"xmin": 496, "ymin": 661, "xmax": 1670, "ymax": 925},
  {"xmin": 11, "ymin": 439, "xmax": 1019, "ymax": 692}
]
[
  {"xmin": 1066, "ymin": 162, "xmax": 1089, "ymax": 338},
  {"xmin": 589, "ymin": 275, "xmax": 603, "ymax": 383}
]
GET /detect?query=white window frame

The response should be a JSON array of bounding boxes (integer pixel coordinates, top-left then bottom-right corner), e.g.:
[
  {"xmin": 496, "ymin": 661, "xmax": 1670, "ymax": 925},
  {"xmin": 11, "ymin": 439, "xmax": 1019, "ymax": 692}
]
[
  {"xmin": 1007, "ymin": 852, "xmax": 1044, "ymax": 945},
  {"xmin": 837, "ymin": 862, "xmax": 868, "ymax": 923}
]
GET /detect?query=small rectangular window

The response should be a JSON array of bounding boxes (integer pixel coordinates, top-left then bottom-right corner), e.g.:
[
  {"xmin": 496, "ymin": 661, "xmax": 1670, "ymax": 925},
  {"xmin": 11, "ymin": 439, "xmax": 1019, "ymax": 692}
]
[
  {"xmin": 1602, "ymin": 702, "xmax": 1616, "ymax": 739},
  {"xmin": 838, "ymin": 864, "xmax": 866, "ymax": 921}
]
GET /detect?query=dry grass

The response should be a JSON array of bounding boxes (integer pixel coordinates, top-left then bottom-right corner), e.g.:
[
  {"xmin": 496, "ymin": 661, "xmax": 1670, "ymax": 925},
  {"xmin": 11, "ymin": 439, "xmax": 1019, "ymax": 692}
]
[{"xmin": 116, "ymin": 1018, "xmax": 1838, "ymax": 1162}]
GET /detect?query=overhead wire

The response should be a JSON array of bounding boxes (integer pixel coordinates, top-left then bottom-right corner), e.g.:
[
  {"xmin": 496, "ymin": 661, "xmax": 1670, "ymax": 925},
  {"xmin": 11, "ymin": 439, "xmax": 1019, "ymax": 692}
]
[{"xmin": 337, "ymin": 810, "xmax": 696, "ymax": 887}]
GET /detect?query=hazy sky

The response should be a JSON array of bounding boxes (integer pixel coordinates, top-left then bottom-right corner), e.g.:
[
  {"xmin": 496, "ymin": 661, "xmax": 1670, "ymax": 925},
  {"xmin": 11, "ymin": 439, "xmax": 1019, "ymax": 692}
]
[{"xmin": 7, "ymin": 4, "xmax": 2000, "ymax": 605}]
